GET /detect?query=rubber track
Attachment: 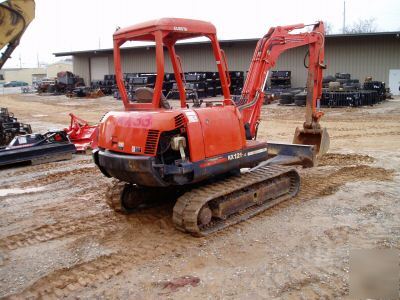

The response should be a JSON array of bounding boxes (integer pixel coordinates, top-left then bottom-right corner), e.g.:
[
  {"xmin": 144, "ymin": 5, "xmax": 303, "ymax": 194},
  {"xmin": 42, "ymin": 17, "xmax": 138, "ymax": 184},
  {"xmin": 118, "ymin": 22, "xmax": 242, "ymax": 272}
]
[
  {"xmin": 173, "ymin": 165, "xmax": 300, "ymax": 236},
  {"xmin": 105, "ymin": 180, "xmax": 126, "ymax": 213}
]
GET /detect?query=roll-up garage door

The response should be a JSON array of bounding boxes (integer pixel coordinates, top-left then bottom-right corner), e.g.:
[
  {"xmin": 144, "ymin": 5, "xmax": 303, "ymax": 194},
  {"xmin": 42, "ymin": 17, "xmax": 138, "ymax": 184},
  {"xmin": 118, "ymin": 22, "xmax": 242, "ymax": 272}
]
[{"xmin": 90, "ymin": 56, "xmax": 109, "ymax": 81}]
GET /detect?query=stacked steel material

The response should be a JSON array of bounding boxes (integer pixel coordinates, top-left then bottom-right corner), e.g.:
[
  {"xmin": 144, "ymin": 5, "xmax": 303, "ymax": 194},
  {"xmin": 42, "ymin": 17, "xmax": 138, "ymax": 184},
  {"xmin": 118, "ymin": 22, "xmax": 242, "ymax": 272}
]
[
  {"xmin": 265, "ymin": 71, "xmax": 295, "ymax": 104},
  {"xmin": 110, "ymin": 71, "xmax": 245, "ymax": 101},
  {"xmin": 0, "ymin": 108, "xmax": 32, "ymax": 146},
  {"xmin": 113, "ymin": 73, "xmax": 176, "ymax": 100},
  {"xmin": 320, "ymin": 73, "xmax": 386, "ymax": 107},
  {"xmin": 321, "ymin": 90, "xmax": 379, "ymax": 107},
  {"xmin": 204, "ymin": 72, "xmax": 221, "ymax": 97},
  {"xmin": 165, "ymin": 72, "xmax": 224, "ymax": 99},
  {"xmin": 363, "ymin": 80, "xmax": 386, "ymax": 101},
  {"xmin": 270, "ymin": 71, "xmax": 291, "ymax": 89},
  {"xmin": 229, "ymin": 71, "xmax": 245, "ymax": 95},
  {"xmin": 91, "ymin": 75, "xmax": 116, "ymax": 95},
  {"xmin": 323, "ymin": 73, "xmax": 361, "ymax": 90}
]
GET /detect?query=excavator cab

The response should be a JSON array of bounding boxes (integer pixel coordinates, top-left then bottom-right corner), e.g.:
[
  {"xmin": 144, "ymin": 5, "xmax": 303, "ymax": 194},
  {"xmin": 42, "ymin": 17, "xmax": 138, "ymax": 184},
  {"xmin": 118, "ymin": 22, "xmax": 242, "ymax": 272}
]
[{"xmin": 112, "ymin": 18, "xmax": 231, "ymax": 111}]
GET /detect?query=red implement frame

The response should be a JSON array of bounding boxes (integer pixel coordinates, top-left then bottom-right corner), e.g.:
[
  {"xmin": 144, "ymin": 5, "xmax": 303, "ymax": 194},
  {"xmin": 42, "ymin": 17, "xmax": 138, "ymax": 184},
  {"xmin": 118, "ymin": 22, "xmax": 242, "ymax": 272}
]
[{"xmin": 64, "ymin": 113, "xmax": 99, "ymax": 152}]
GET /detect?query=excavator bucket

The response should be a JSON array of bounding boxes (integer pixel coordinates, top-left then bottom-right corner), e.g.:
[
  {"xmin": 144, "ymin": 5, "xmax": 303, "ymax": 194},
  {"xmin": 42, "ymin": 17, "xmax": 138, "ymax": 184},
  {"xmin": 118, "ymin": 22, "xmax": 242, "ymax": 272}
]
[{"xmin": 293, "ymin": 126, "xmax": 330, "ymax": 156}]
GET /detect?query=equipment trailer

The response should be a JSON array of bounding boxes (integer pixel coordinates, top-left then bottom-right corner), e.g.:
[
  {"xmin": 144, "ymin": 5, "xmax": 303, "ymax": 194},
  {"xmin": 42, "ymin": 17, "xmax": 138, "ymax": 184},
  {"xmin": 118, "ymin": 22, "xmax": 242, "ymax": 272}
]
[{"xmin": 94, "ymin": 18, "xmax": 329, "ymax": 236}]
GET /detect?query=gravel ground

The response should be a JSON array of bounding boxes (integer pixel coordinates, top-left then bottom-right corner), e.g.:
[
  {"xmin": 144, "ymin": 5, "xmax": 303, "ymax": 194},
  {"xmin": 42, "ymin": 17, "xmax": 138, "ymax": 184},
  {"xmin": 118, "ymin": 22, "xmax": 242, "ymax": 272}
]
[{"xmin": 0, "ymin": 94, "xmax": 399, "ymax": 299}]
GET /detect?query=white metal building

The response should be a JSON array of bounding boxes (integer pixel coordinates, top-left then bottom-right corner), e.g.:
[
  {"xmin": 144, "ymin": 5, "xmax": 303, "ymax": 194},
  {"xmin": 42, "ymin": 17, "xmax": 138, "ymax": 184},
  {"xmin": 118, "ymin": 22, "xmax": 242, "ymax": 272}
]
[{"xmin": 54, "ymin": 32, "xmax": 400, "ymax": 95}]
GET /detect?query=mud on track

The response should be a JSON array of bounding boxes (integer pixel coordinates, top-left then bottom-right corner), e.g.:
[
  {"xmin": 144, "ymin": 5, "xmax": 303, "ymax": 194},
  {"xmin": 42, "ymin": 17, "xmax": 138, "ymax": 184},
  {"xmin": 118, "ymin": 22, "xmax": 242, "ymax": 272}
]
[{"xmin": 0, "ymin": 94, "xmax": 399, "ymax": 299}]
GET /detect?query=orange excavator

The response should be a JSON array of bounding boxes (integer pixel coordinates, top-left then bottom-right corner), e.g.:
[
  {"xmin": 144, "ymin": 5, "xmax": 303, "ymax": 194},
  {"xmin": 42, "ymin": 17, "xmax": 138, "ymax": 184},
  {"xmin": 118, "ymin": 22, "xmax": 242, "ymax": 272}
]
[{"xmin": 93, "ymin": 18, "xmax": 329, "ymax": 236}]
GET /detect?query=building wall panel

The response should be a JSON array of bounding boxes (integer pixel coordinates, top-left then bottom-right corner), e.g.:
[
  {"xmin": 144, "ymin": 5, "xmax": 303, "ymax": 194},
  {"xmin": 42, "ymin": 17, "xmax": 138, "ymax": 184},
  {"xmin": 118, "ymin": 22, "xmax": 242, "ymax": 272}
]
[
  {"xmin": 73, "ymin": 56, "xmax": 90, "ymax": 85},
  {"xmin": 72, "ymin": 35, "xmax": 400, "ymax": 89}
]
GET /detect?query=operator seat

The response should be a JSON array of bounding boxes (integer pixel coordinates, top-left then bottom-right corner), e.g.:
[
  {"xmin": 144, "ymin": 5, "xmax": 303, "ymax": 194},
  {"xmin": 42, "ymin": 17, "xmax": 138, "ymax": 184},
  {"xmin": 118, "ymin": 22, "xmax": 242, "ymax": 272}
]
[{"xmin": 134, "ymin": 87, "xmax": 171, "ymax": 109}]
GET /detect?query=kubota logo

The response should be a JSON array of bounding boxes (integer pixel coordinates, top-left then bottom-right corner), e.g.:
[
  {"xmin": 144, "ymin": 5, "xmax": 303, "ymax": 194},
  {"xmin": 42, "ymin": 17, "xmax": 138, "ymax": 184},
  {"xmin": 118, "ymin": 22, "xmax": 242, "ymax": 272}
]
[{"xmin": 174, "ymin": 26, "xmax": 187, "ymax": 31}]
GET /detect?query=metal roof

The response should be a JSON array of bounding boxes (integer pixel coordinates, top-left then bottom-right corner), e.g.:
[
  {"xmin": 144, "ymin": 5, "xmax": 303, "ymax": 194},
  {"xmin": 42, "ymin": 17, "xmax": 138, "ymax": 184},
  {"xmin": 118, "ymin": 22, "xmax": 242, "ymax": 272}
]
[{"xmin": 54, "ymin": 31, "xmax": 400, "ymax": 57}]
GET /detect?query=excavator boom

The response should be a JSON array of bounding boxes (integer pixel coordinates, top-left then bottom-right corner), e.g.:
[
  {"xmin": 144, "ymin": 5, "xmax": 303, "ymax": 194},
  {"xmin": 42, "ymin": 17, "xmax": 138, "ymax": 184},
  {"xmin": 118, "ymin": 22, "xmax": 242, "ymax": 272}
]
[
  {"xmin": 0, "ymin": 0, "xmax": 35, "ymax": 69},
  {"xmin": 237, "ymin": 22, "xmax": 329, "ymax": 156}
]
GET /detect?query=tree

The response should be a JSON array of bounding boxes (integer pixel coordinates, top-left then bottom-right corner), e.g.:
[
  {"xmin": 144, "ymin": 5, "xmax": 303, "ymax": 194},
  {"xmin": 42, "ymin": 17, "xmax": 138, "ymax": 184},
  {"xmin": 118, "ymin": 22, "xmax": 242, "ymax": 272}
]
[
  {"xmin": 324, "ymin": 21, "xmax": 333, "ymax": 35},
  {"xmin": 344, "ymin": 18, "xmax": 377, "ymax": 34}
]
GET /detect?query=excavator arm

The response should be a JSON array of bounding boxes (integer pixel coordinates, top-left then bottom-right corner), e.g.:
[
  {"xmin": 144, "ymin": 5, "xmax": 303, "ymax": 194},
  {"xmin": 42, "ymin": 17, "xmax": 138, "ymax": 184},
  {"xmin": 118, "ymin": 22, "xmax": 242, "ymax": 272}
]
[
  {"xmin": 237, "ymin": 22, "xmax": 329, "ymax": 155},
  {"xmin": 0, "ymin": 0, "xmax": 35, "ymax": 69}
]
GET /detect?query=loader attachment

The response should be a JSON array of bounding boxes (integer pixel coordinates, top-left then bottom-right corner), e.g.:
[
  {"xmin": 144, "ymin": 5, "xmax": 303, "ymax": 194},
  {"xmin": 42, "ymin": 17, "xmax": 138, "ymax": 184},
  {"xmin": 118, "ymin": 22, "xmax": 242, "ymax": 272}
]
[
  {"xmin": 0, "ymin": 131, "xmax": 75, "ymax": 168},
  {"xmin": 293, "ymin": 126, "xmax": 330, "ymax": 156},
  {"xmin": 64, "ymin": 113, "xmax": 99, "ymax": 152}
]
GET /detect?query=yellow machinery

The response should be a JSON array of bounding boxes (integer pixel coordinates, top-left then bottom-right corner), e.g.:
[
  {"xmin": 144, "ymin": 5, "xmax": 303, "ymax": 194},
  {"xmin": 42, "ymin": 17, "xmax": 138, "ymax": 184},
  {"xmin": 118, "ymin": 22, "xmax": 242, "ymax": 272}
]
[{"xmin": 0, "ymin": 0, "xmax": 35, "ymax": 69}]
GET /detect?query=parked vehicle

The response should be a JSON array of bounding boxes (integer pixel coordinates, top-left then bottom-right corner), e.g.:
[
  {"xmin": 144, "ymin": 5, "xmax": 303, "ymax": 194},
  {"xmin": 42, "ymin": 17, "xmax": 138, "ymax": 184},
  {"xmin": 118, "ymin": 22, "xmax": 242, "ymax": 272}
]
[{"xmin": 3, "ymin": 81, "xmax": 29, "ymax": 87}]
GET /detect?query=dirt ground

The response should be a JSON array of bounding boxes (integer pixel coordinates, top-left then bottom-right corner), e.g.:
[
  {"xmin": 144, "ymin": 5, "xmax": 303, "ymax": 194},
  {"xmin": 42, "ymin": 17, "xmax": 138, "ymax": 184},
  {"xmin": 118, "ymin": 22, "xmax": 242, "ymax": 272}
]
[{"xmin": 0, "ymin": 93, "xmax": 399, "ymax": 299}]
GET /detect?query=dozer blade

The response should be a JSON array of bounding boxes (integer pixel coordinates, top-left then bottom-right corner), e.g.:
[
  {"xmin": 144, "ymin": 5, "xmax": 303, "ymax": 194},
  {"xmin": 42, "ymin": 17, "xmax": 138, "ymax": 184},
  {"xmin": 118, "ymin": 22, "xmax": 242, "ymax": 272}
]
[
  {"xmin": 249, "ymin": 142, "xmax": 317, "ymax": 169},
  {"xmin": 293, "ymin": 126, "xmax": 330, "ymax": 156},
  {"xmin": 266, "ymin": 142, "xmax": 316, "ymax": 168}
]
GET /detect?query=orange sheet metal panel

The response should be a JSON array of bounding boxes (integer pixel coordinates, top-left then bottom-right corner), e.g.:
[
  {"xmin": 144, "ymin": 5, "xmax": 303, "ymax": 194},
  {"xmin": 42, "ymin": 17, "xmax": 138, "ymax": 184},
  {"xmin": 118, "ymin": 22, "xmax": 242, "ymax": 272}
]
[
  {"xmin": 195, "ymin": 106, "xmax": 245, "ymax": 158},
  {"xmin": 181, "ymin": 109, "xmax": 206, "ymax": 162},
  {"xmin": 98, "ymin": 110, "xmax": 178, "ymax": 156}
]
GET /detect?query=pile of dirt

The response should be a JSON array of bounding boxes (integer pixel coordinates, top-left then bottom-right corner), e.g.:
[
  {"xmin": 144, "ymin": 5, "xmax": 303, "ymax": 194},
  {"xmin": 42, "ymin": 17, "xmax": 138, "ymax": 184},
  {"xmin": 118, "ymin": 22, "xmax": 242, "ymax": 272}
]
[
  {"xmin": 319, "ymin": 153, "xmax": 375, "ymax": 166},
  {"xmin": 300, "ymin": 165, "xmax": 394, "ymax": 199}
]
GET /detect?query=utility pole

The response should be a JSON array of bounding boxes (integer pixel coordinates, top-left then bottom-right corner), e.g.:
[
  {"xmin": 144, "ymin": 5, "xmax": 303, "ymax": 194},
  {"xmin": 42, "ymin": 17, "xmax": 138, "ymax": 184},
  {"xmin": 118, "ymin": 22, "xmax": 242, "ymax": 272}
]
[
  {"xmin": 37, "ymin": 53, "xmax": 39, "ymax": 68},
  {"xmin": 342, "ymin": 0, "xmax": 346, "ymax": 33},
  {"xmin": 19, "ymin": 54, "xmax": 22, "ymax": 68}
]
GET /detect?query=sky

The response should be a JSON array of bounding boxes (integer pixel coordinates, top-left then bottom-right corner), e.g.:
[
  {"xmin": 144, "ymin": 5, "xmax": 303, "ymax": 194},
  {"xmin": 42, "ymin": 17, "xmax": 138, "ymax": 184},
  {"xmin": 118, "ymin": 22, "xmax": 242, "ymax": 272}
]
[{"xmin": 3, "ymin": 0, "xmax": 400, "ymax": 68}]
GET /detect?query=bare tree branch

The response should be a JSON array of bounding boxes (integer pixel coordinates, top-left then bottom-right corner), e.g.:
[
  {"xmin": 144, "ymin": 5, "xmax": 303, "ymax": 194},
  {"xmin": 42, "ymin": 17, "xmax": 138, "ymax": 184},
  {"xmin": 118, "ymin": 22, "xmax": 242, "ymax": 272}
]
[
  {"xmin": 344, "ymin": 18, "xmax": 377, "ymax": 34},
  {"xmin": 324, "ymin": 21, "xmax": 333, "ymax": 35}
]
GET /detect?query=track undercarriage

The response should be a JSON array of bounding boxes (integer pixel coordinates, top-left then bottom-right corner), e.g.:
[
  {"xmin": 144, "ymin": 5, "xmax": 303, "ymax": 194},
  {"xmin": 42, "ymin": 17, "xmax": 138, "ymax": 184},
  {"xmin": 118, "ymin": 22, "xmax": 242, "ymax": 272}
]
[{"xmin": 105, "ymin": 165, "xmax": 300, "ymax": 237}]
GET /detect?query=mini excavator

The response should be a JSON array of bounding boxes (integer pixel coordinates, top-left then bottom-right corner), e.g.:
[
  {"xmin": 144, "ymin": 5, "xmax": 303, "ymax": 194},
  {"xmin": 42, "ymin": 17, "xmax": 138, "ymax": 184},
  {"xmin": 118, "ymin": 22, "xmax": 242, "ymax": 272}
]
[{"xmin": 93, "ymin": 18, "xmax": 330, "ymax": 236}]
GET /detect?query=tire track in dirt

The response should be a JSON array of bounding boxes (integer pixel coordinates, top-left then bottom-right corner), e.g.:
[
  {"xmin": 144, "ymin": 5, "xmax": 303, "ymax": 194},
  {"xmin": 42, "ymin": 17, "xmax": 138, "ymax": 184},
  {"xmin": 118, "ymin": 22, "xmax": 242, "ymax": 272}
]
[
  {"xmin": 334, "ymin": 130, "xmax": 400, "ymax": 139},
  {"xmin": 1, "ymin": 166, "xmax": 97, "ymax": 190},
  {"xmin": 0, "ymin": 157, "xmax": 93, "ymax": 178},
  {"xmin": 4, "ymin": 163, "xmax": 395, "ymax": 298},
  {"xmin": 269, "ymin": 224, "xmax": 359, "ymax": 299},
  {"xmin": 5, "ymin": 219, "xmax": 196, "ymax": 299},
  {"xmin": 0, "ymin": 212, "xmax": 118, "ymax": 251},
  {"xmin": 0, "ymin": 190, "xmax": 175, "ymax": 252}
]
